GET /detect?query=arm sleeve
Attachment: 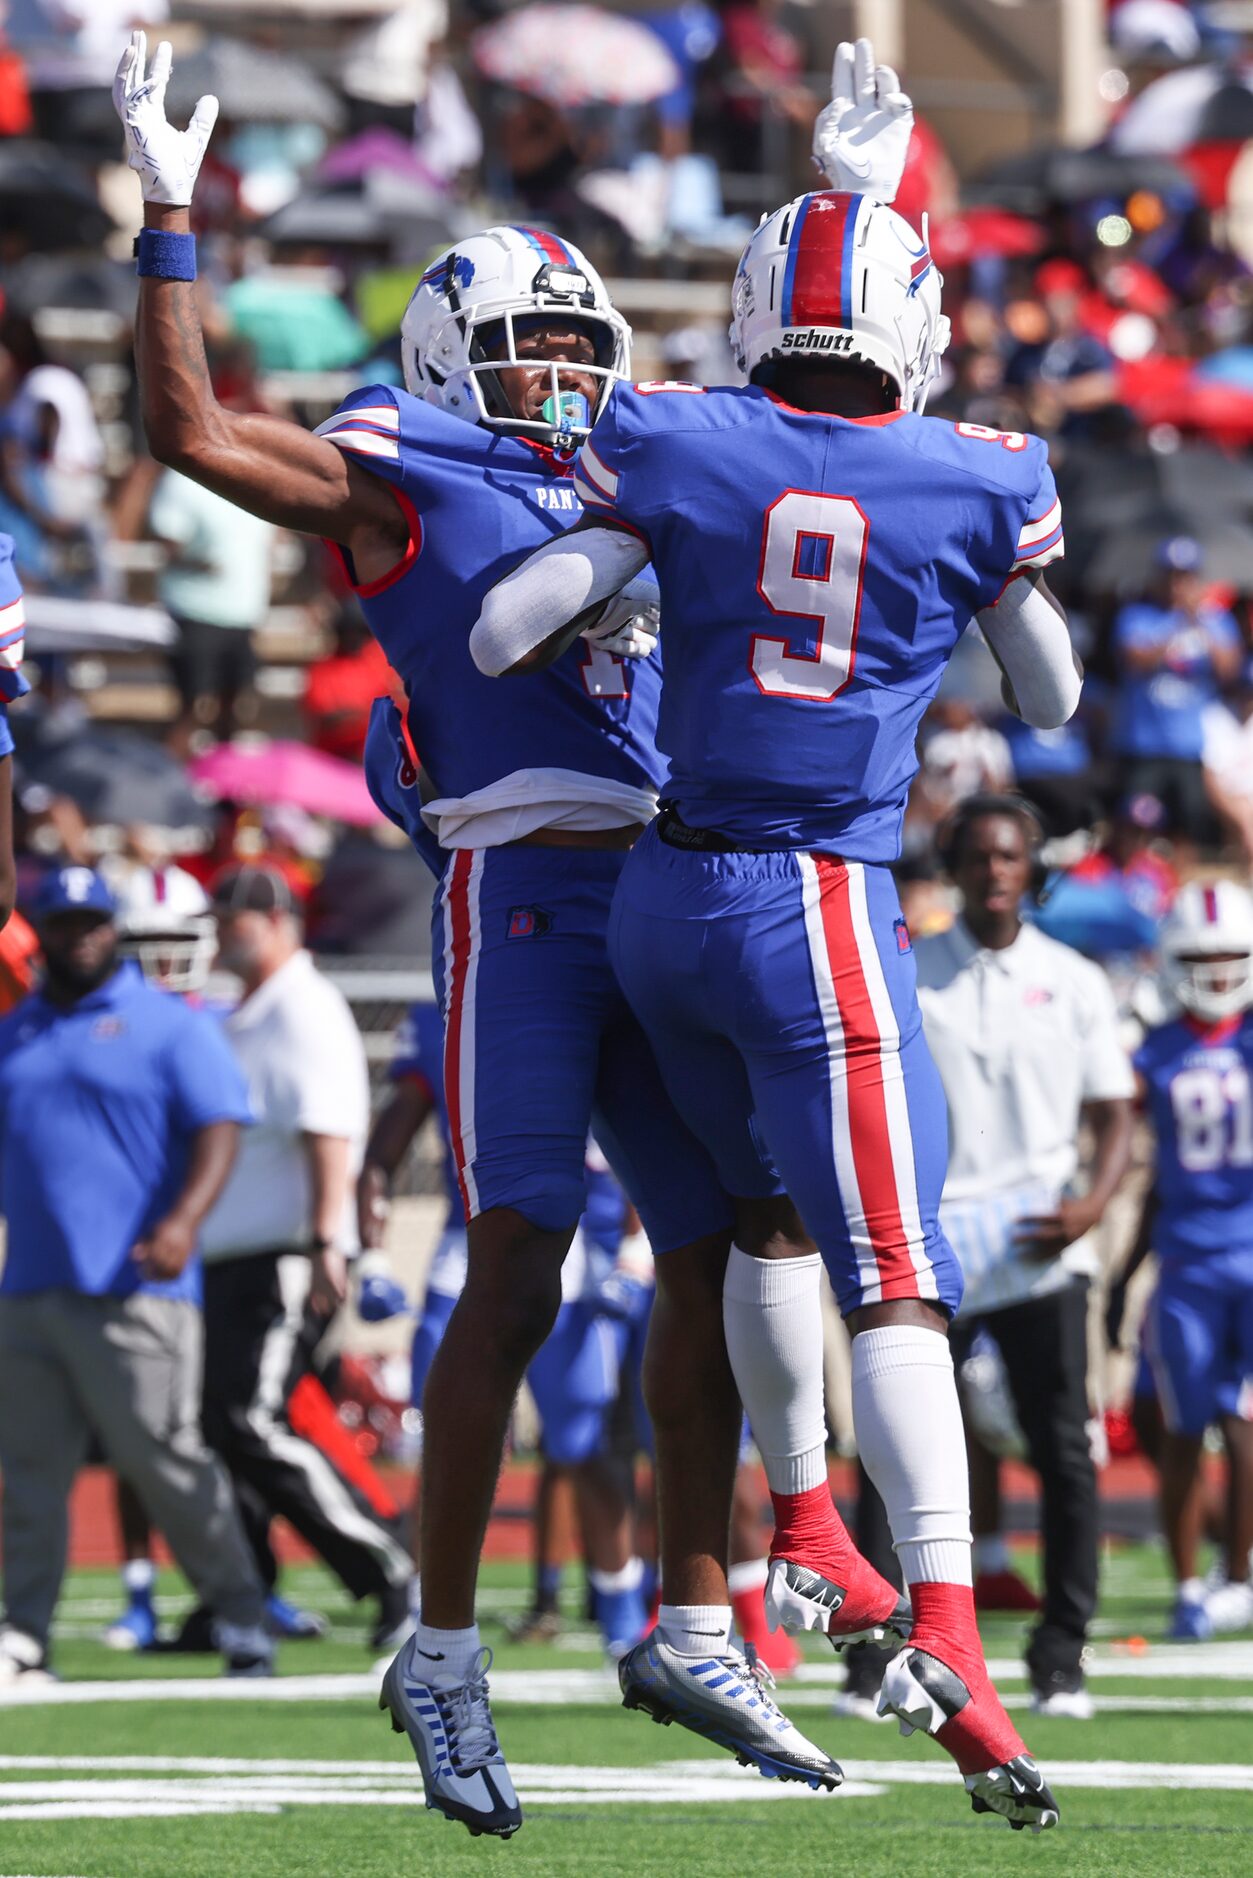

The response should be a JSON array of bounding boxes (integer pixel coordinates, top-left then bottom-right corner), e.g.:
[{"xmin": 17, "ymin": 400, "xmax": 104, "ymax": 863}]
[
  {"xmin": 1077, "ymin": 967, "xmax": 1136, "ymax": 1103},
  {"xmin": 167, "ymin": 1009, "xmax": 254, "ymax": 1132},
  {"xmin": 471, "ymin": 525, "xmax": 649, "ymax": 676},
  {"xmin": 977, "ymin": 576, "xmax": 1082, "ymax": 729}
]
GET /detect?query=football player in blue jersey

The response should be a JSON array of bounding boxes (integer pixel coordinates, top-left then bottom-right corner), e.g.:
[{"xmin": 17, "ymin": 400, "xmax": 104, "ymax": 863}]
[
  {"xmin": 1132, "ymin": 881, "xmax": 1253, "ymax": 1640},
  {"xmin": 357, "ymin": 999, "xmax": 654, "ymax": 1658},
  {"xmin": 475, "ymin": 178, "xmax": 1083, "ymax": 1828},
  {"xmin": 111, "ymin": 30, "xmax": 928, "ymax": 1832}
]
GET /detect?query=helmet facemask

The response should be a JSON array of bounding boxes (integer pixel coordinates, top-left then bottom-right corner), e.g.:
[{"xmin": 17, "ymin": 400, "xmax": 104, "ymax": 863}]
[
  {"xmin": 120, "ymin": 919, "xmax": 217, "ymax": 995},
  {"xmin": 1167, "ymin": 951, "xmax": 1253, "ymax": 1023},
  {"xmin": 402, "ymin": 243, "xmax": 630, "ymax": 449}
]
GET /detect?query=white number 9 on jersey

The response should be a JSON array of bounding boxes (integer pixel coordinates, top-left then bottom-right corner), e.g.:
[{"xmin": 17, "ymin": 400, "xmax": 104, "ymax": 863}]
[{"xmin": 751, "ymin": 491, "xmax": 868, "ymax": 702}]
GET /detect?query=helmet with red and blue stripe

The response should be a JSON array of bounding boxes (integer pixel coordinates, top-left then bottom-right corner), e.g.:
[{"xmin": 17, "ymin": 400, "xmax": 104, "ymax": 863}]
[
  {"xmin": 729, "ymin": 191, "xmax": 950, "ymax": 413},
  {"xmin": 400, "ymin": 225, "xmax": 631, "ymax": 446}
]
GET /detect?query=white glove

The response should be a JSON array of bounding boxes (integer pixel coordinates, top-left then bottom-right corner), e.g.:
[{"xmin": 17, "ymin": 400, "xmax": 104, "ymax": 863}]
[
  {"xmin": 812, "ymin": 37, "xmax": 913, "ymax": 205},
  {"xmin": 581, "ymin": 592, "xmax": 659, "ymax": 662},
  {"xmin": 113, "ymin": 30, "xmax": 219, "ymax": 208}
]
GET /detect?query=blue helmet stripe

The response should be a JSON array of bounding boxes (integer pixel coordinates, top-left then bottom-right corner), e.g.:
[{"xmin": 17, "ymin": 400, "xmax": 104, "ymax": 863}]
[{"xmin": 779, "ymin": 195, "xmax": 811, "ymax": 328}]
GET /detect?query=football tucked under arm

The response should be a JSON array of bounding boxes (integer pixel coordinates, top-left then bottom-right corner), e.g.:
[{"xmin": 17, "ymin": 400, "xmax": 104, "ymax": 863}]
[
  {"xmin": 977, "ymin": 571, "xmax": 1082, "ymax": 730},
  {"xmin": 471, "ymin": 523, "xmax": 651, "ymax": 677}
]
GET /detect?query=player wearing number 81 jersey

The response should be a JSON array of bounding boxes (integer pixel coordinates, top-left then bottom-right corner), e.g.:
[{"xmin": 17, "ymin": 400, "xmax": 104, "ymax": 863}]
[
  {"xmin": 476, "ymin": 186, "xmax": 1079, "ymax": 1830},
  {"xmin": 1134, "ymin": 881, "xmax": 1253, "ymax": 1635}
]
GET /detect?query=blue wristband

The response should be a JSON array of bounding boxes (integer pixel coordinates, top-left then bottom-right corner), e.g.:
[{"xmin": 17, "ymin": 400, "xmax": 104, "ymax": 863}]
[{"xmin": 134, "ymin": 228, "xmax": 197, "ymax": 281}]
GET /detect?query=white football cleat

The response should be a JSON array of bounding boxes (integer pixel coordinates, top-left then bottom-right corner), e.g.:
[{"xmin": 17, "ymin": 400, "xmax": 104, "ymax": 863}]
[
  {"xmin": 619, "ymin": 1633, "xmax": 843, "ymax": 1789},
  {"xmin": 380, "ymin": 1639, "xmax": 522, "ymax": 1839},
  {"xmin": 1205, "ymin": 1579, "xmax": 1253, "ymax": 1634},
  {"xmin": 0, "ymin": 1627, "xmax": 54, "ymax": 1685}
]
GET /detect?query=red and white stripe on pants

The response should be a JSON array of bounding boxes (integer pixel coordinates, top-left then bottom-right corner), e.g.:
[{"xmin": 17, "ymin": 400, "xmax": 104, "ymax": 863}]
[
  {"xmin": 797, "ymin": 853, "xmax": 938, "ymax": 1308},
  {"xmin": 441, "ymin": 848, "xmax": 485, "ymax": 1218}
]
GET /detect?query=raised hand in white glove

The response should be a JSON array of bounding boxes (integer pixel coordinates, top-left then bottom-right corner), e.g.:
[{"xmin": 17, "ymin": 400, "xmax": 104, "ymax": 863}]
[
  {"xmin": 812, "ymin": 37, "xmax": 913, "ymax": 205},
  {"xmin": 113, "ymin": 30, "xmax": 219, "ymax": 208},
  {"xmin": 581, "ymin": 573, "xmax": 660, "ymax": 662}
]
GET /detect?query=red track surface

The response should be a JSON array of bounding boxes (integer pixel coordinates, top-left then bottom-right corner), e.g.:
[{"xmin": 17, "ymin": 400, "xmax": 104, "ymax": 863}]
[{"xmin": 53, "ymin": 1455, "xmax": 1162, "ymax": 1570}]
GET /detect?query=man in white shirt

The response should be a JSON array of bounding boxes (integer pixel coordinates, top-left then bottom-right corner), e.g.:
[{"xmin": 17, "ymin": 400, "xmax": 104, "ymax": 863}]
[
  {"xmin": 200, "ymin": 864, "xmax": 413, "ymax": 1649},
  {"xmin": 915, "ymin": 795, "xmax": 1134, "ymax": 1718},
  {"xmin": 1202, "ymin": 658, "xmax": 1253, "ymax": 864}
]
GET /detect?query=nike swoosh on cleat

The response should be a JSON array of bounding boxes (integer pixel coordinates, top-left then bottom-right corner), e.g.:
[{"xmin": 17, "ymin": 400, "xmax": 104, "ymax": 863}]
[{"xmin": 417, "ymin": 1649, "xmax": 446, "ymax": 1661}]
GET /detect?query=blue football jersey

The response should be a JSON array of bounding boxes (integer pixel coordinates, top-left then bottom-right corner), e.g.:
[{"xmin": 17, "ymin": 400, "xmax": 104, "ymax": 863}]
[
  {"xmin": 574, "ymin": 383, "xmax": 1063, "ymax": 859},
  {"xmin": 1135, "ymin": 1012, "xmax": 1253, "ymax": 1262},
  {"xmin": 316, "ymin": 387, "xmax": 665, "ymax": 810}
]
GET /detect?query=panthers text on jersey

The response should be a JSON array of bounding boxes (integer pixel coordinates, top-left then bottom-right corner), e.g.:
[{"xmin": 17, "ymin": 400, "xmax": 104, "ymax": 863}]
[
  {"xmin": 316, "ymin": 385, "xmax": 665, "ymax": 840},
  {"xmin": 575, "ymin": 383, "xmax": 1062, "ymax": 860},
  {"xmin": 1135, "ymin": 1008, "xmax": 1253, "ymax": 1265}
]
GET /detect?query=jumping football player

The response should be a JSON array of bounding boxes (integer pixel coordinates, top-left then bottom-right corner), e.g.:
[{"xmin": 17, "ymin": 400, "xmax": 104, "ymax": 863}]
[
  {"xmin": 1132, "ymin": 881, "xmax": 1253, "ymax": 1639},
  {"xmin": 112, "ymin": 31, "xmax": 909, "ymax": 1832},
  {"xmin": 474, "ymin": 186, "xmax": 1081, "ymax": 1829}
]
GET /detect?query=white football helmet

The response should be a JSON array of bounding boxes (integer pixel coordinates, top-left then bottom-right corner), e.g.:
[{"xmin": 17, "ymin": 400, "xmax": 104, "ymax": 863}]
[
  {"xmin": 114, "ymin": 864, "xmax": 216, "ymax": 995},
  {"xmin": 1160, "ymin": 879, "xmax": 1253, "ymax": 1022},
  {"xmin": 730, "ymin": 191, "xmax": 950, "ymax": 413},
  {"xmin": 400, "ymin": 225, "xmax": 630, "ymax": 446}
]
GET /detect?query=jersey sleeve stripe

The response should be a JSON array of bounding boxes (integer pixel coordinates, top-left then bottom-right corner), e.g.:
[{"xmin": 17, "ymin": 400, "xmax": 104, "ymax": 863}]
[
  {"xmin": 1010, "ymin": 531, "xmax": 1065, "ymax": 571},
  {"xmin": 319, "ymin": 428, "xmax": 401, "ymax": 462},
  {"xmin": 579, "ymin": 442, "xmax": 619, "ymax": 499},
  {"xmin": 317, "ymin": 404, "xmax": 399, "ymax": 432},
  {"xmin": 572, "ymin": 473, "xmax": 615, "ymax": 510},
  {"xmin": 1016, "ymin": 498, "xmax": 1062, "ymax": 551}
]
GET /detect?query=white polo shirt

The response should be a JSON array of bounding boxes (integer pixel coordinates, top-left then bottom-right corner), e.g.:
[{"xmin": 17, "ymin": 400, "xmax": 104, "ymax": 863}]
[
  {"xmin": 202, "ymin": 949, "xmax": 370, "ymax": 1261},
  {"xmin": 915, "ymin": 918, "xmax": 1133, "ymax": 1313}
]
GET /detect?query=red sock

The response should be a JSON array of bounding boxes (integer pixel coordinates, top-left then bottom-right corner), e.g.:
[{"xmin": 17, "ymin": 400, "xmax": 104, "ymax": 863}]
[
  {"xmin": 769, "ymin": 1485, "xmax": 897, "ymax": 1617},
  {"xmin": 907, "ymin": 1581, "xmax": 1025, "ymax": 1773}
]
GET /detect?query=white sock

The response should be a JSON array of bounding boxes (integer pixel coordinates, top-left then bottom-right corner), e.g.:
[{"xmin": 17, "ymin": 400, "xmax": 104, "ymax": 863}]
[
  {"xmin": 657, "ymin": 1602, "xmax": 733, "ymax": 1657},
  {"xmin": 123, "ymin": 1559, "xmax": 154, "ymax": 1596},
  {"xmin": 588, "ymin": 1557, "xmax": 643, "ymax": 1596},
  {"xmin": 409, "ymin": 1618, "xmax": 481, "ymax": 1684},
  {"xmin": 726, "ymin": 1558, "xmax": 768, "ymax": 1597},
  {"xmin": 973, "ymin": 1534, "xmax": 1011, "ymax": 1576},
  {"xmin": 851, "ymin": 1325, "xmax": 973, "ymax": 1587},
  {"xmin": 723, "ymin": 1246, "xmax": 827, "ymax": 1495},
  {"xmin": 1179, "ymin": 1577, "xmax": 1205, "ymax": 1603}
]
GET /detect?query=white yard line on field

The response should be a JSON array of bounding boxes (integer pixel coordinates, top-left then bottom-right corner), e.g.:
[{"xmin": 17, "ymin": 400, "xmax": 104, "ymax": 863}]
[{"xmin": 1, "ymin": 1642, "xmax": 1251, "ymax": 1710}]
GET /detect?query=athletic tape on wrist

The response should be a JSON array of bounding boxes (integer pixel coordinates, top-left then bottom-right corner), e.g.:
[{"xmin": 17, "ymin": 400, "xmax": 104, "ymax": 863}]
[{"xmin": 134, "ymin": 228, "xmax": 197, "ymax": 281}]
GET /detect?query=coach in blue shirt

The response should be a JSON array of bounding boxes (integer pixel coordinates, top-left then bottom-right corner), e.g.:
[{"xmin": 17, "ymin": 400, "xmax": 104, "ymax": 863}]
[{"xmin": 0, "ymin": 866, "xmax": 271, "ymax": 1681}]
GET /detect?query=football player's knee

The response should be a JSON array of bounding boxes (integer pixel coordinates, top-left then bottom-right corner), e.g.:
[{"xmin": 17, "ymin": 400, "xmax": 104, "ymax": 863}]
[{"xmin": 470, "ymin": 1259, "xmax": 564, "ymax": 1362}]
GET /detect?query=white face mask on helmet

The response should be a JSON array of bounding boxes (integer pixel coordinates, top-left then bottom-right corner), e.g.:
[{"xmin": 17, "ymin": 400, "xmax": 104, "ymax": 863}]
[
  {"xmin": 400, "ymin": 225, "xmax": 631, "ymax": 448},
  {"xmin": 114, "ymin": 865, "xmax": 217, "ymax": 995},
  {"xmin": 729, "ymin": 190, "xmax": 951, "ymax": 414},
  {"xmin": 1161, "ymin": 879, "xmax": 1253, "ymax": 1022}
]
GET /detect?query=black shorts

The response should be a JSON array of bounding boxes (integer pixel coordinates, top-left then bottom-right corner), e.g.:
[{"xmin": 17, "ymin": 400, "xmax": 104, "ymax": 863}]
[{"xmin": 168, "ymin": 617, "xmax": 257, "ymax": 710}]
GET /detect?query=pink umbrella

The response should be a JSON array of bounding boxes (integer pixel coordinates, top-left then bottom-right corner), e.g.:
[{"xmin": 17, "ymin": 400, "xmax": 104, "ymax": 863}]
[
  {"xmin": 473, "ymin": 4, "xmax": 680, "ymax": 109},
  {"xmin": 189, "ymin": 740, "xmax": 382, "ymax": 827}
]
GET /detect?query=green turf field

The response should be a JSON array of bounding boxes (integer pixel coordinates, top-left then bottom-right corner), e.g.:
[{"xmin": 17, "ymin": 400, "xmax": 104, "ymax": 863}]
[{"xmin": 0, "ymin": 1542, "xmax": 1249, "ymax": 1877}]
